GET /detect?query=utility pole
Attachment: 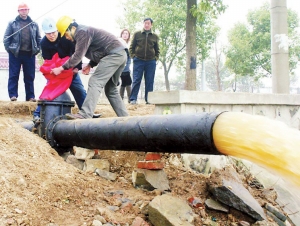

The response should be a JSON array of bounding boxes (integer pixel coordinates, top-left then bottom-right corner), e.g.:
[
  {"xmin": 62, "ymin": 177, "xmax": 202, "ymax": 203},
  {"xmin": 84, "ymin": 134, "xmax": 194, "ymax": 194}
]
[{"xmin": 270, "ymin": 0, "xmax": 289, "ymax": 93}]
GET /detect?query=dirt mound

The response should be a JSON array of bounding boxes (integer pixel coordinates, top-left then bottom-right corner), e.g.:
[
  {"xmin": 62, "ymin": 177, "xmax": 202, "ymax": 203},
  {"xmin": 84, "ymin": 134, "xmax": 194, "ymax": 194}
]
[{"xmin": 0, "ymin": 102, "xmax": 277, "ymax": 225}]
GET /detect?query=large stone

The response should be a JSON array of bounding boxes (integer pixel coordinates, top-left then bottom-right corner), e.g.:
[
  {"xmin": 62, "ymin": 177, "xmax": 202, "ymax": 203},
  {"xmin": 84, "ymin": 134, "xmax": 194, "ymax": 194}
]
[
  {"xmin": 65, "ymin": 155, "xmax": 84, "ymax": 170},
  {"xmin": 83, "ymin": 159, "xmax": 110, "ymax": 172},
  {"xmin": 148, "ymin": 194, "xmax": 194, "ymax": 226},
  {"xmin": 207, "ymin": 166, "xmax": 266, "ymax": 221},
  {"xmin": 181, "ymin": 154, "xmax": 230, "ymax": 174},
  {"xmin": 241, "ymin": 160, "xmax": 300, "ymax": 226},
  {"xmin": 132, "ymin": 169, "xmax": 169, "ymax": 191},
  {"xmin": 205, "ymin": 198, "xmax": 229, "ymax": 213},
  {"xmin": 73, "ymin": 146, "xmax": 95, "ymax": 160},
  {"xmin": 95, "ymin": 168, "xmax": 116, "ymax": 181}
]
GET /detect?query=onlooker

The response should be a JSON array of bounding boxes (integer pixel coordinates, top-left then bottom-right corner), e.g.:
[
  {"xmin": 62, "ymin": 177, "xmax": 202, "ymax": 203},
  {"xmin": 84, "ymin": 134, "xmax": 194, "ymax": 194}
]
[
  {"xmin": 52, "ymin": 16, "xmax": 128, "ymax": 119},
  {"xmin": 129, "ymin": 18, "xmax": 160, "ymax": 105},
  {"xmin": 3, "ymin": 2, "xmax": 41, "ymax": 102},
  {"xmin": 118, "ymin": 29, "xmax": 132, "ymax": 103},
  {"xmin": 33, "ymin": 17, "xmax": 88, "ymax": 122}
]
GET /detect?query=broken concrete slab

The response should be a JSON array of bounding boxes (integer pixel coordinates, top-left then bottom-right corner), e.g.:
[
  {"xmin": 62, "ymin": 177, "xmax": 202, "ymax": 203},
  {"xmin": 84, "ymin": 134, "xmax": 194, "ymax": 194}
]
[
  {"xmin": 73, "ymin": 146, "xmax": 95, "ymax": 160},
  {"xmin": 148, "ymin": 194, "xmax": 194, "ymax": 226},
  {"xmin": 181, "ymin": 154, "xmax": 230, "ymax": 174},
  {"xmin": 83, "ymin": 159, "xmax": 110, "ymax": 172},
  {"xmin": 132, "ymin": 168, "xmax": 170, "ymax": 191},
  {"xmin": 95, "ymin": 168, "xmax": 117, "ymax": 181},
  {"xmin": 65, "ymin": 155, "xmax": 84, "ymax": 170},
  {"xmin": 207, "ymin": 166, "xmax": 266, "ymax": 221},
  {"xmin": 205, "ymin": 198, "xmax": 229, "ymax": 213},
  {"xmin": 241, "ymin": 160, "xmax": 300, "ymax": 226}
]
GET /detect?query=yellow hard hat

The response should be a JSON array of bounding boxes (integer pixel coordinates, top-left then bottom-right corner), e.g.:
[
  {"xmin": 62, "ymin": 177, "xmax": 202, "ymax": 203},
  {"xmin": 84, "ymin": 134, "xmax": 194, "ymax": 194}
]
[{"xmin": 56, "ymin": 16, "xmax": 73, "ymax": 37}]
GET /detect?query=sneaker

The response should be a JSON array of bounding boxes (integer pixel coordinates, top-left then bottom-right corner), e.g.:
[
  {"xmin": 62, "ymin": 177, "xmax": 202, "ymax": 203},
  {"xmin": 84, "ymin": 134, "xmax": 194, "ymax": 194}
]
[
  {"xmin": 130, "ymin": 100, "xmax": 137, "ymax": 105},
  {"xmin": 28, "ymin": 98, "xmax": 36, "ymax": 102},
  {"xmin": 92, "ymin": 113, "xmax": 102, "ymax": 118},
  {"xmin": 10, "ymin": 96, "xmax": 17, "ymax": 101},
  {"xmin": 65, "ymin": 113, "xmax": 85, "ymax": 120}
]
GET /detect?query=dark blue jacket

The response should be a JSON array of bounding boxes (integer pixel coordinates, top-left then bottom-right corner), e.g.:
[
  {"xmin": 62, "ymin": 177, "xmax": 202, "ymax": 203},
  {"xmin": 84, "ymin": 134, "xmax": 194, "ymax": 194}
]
[
  {"xmin": 3, "ymin": 15, "xmax": 41, "ymax": 57},
  {"xmin": 40, "ymin": 33, "xmax": 82, "ymax": 70}
]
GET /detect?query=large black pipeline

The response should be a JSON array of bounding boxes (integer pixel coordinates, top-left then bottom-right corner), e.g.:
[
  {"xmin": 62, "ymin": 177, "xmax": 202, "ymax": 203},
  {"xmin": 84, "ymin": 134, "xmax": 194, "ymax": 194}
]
[
  {"xmin": 38, "ymin": 92, "xmax": 74, "ymax": 138},
  {"xmin": 19, "ymin": 92, "xmax": 73, "ymax": 135},
  {"xmin": 46, "ymin": 112, "xmax": 223, "ymax": 155},
  {"xmin": 22, "ymin": 93, "xmax": 223, "ymax": 154}
]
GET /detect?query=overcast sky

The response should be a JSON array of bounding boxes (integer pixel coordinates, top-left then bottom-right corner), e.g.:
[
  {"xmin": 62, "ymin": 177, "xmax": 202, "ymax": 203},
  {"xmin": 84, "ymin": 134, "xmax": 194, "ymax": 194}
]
[
  {"xmin": 0, "ymin": 0, "xmax": 299, "ymax": 52},
  {"xmin": 217, "ymin": 0, "xmax": 300, "ymax": 43},
  {"xmin": 0, "ymin": 0, "xmax": 123, "ymax": 51}
]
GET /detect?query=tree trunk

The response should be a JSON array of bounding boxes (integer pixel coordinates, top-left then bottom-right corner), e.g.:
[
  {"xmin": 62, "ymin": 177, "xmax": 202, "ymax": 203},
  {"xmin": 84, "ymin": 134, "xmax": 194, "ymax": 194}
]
[
  {"xmin": 162, "ymin": 62, "xmax": 170, "ymax": 91},
  {"xmin": 214, "ymin": 41, "xmax": 222, "ymax": 91},
  {"xmin": 185, "ymin": 0, "xmax": 197, "ymax": 90}
]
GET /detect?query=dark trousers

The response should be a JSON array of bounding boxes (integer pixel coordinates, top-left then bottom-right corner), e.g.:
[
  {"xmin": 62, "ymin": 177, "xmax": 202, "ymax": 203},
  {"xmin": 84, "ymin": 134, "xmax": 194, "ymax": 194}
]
[
  {"xmin": 120, "ymin": 71, "xmax": 132, "ymax": 87},
  {"xmin": 130, "ymin": 57, "xmax": 156, "ymax": 103},
  {"xmin": 8, "ymin": 51, "xmax": 36, "ymax": 100}
]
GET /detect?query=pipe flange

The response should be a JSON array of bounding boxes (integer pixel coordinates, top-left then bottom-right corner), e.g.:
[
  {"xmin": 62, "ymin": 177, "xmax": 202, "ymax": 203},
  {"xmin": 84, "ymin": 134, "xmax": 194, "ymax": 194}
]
[{"xmin": 46, "ymin": 115, "xmax": 67, "ymax": 147}]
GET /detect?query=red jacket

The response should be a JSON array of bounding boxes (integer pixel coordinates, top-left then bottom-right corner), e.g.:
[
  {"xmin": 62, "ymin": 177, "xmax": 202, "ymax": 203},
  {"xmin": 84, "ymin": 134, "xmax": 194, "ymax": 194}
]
[{"xmin": 39, "ymin": 53, "xmax": 73, "ymax": 100}]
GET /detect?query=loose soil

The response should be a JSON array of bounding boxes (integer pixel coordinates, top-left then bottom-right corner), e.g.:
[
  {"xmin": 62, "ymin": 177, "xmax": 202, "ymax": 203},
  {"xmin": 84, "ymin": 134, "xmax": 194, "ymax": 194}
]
[{"xmin": 0, "ymin": 101, "xmax": 277, "ymax": 226}]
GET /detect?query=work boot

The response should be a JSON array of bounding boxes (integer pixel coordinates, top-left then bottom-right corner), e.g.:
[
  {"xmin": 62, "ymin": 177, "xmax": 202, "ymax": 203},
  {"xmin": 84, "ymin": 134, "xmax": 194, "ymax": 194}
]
[{"xmin": 119, "ymin": 86, "xmax": 125, "ymax": 100}]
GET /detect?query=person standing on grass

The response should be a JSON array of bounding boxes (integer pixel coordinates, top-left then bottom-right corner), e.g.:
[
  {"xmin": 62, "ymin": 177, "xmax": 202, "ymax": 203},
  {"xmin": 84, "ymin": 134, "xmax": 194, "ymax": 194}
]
[
  {"xmin": 3, "ymin": 2, "xmax": 41, "ymax": 102},
  {"xmin": 129, "ymin": 18, "xmax": 160, "ymax": 105}
]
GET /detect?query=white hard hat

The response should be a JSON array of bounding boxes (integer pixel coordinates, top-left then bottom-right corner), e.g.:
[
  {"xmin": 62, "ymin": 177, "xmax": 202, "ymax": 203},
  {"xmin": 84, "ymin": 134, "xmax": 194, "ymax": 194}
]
[{"xmin": 42, "ymin": 17, "xmax": 57, "ymax": 33}]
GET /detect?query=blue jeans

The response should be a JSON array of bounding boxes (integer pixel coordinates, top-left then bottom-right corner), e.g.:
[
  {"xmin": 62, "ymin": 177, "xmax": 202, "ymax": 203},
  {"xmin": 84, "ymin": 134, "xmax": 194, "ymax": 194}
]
[
  {"xmin": 69, "ymin": 73, "xmax": 87, "ymax": 109},
  {"xmin": 33, "ymin": 73, "xmax": 87, "ymax": 117},
  {"xmin": 130, "ymin": 57, "xmax": 156, "ymax": 103},
  {"xmin": 8, "ymin": 51, "xmax": 35, "ymax": 100}
]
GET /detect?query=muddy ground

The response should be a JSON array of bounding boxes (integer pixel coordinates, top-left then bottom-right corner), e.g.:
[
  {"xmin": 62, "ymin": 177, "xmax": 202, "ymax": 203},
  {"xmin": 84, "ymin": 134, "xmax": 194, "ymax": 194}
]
[{"xmin": 0, "ymin": 101, "xmax": 278, "ymax": 225}]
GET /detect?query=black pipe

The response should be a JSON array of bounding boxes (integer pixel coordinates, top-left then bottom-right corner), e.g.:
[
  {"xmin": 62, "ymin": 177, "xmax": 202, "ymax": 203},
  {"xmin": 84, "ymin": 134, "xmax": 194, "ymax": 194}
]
[
  {"xmin": 37, "ymin": 92, "xmax": 74, "ymax": 138},
  {"xmin": 19, "ymin": 121, "xmax": 34, "ymax": 131},
  {"xmin": 47, "ymin": 112, "xmax": 223, "ymax": 154}
]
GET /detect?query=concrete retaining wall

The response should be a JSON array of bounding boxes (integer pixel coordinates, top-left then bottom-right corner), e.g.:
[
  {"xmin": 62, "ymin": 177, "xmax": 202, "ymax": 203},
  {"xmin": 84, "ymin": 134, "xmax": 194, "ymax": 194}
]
[{"xmin": 149, "ymin": 90, "xmax": 300, "ymax": 129}]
